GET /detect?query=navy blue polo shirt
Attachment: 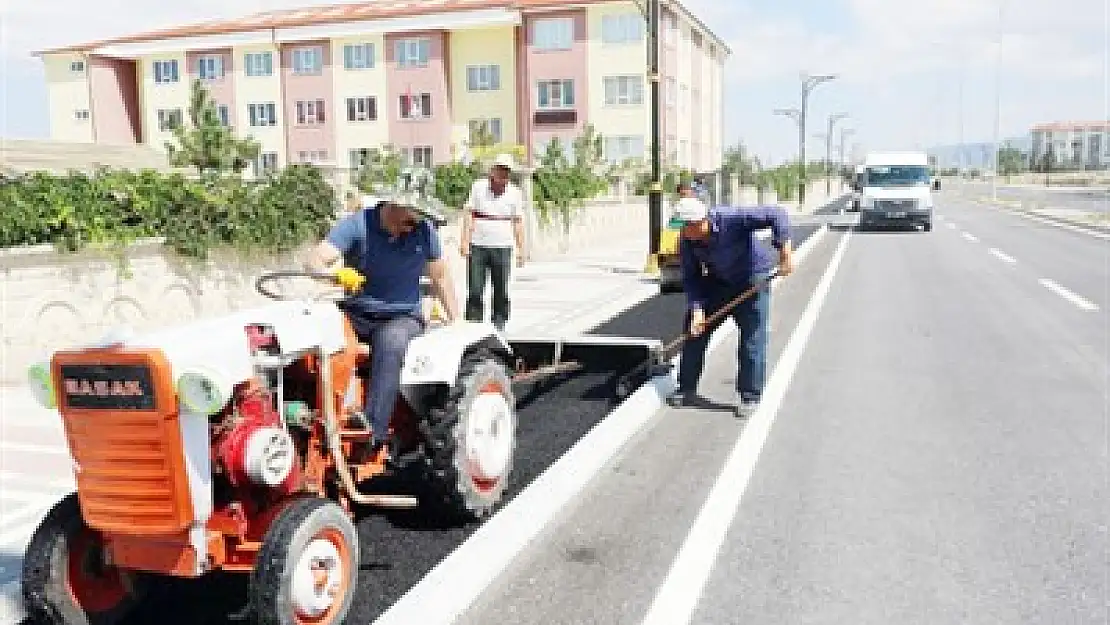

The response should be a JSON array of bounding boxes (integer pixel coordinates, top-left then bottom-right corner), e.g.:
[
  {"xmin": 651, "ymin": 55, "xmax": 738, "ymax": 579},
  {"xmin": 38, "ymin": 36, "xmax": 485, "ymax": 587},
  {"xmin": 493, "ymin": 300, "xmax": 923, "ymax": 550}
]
[{"xmin": 326, "ymin": 207, "xmax": 442, "ymax": 316}]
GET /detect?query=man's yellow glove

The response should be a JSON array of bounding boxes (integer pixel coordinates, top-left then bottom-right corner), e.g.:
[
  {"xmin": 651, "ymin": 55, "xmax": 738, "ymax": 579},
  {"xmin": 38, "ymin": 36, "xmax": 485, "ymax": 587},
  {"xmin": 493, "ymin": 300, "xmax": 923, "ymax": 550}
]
[{"xmin": 333, "ymin": 267, "xmax": 366, "ymax": 291}]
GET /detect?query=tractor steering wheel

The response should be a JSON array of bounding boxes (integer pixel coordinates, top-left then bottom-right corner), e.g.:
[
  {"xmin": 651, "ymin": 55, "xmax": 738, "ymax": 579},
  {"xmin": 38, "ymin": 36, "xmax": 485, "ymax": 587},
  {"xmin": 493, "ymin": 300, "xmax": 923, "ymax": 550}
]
[{"xmin": 255, "ymin": 270, "xmax": 352, "ymax": 303}]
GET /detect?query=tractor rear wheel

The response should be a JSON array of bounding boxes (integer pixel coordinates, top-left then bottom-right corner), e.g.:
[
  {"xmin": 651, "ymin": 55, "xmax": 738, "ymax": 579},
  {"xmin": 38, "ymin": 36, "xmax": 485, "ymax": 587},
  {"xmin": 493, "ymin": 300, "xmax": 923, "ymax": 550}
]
[
  {"xmin": 421, "ymin": 349, "xmax": 517, "ymax": 521},
  {"xmin": 249, "ymin": 498, "xmax": 358, "ymax": 625},
  {"xmin": 20, "ymin": 493, "xmax": 150, "ymax": 625}
]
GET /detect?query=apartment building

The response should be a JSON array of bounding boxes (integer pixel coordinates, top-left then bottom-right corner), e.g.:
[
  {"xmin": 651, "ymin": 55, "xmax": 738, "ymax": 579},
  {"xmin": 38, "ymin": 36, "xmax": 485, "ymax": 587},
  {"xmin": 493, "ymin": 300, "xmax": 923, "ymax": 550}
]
[
  {"xmin": 1029, "ymin": 121, "xmax": 1110, "ymax": 170},
  {"xmin": 35, "ymin": 0, "xmax": 728, "ymax": 174}
]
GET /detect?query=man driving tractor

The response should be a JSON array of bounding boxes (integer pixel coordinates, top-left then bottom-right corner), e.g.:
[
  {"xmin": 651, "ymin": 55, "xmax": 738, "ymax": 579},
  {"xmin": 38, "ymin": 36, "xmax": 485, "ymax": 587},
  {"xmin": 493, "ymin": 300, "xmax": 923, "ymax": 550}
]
[{"xmin": 306, "ymin": 182, "xmax": 460, "ymax": 457}]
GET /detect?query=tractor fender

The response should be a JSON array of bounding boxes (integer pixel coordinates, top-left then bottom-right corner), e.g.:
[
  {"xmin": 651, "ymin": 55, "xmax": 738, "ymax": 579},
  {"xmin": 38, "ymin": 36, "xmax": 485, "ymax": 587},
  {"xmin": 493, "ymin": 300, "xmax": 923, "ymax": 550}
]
[{"xmin": 400, "ymin": 321, "xmax": 512, "ymax": 386}]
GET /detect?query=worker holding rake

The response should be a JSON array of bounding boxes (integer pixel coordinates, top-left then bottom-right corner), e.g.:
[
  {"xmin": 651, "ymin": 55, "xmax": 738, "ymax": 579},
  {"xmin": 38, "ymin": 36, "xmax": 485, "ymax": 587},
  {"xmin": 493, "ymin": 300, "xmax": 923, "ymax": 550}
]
[{"xmin": 665, "ymin": 195, "xmax": 794, "ymax": 418}]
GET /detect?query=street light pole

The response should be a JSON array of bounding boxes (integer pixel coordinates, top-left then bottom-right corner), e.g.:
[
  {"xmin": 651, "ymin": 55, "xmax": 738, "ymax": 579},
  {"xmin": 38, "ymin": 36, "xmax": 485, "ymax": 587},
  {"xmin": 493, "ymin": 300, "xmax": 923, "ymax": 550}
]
[
  {"xmin": 824, "ymin": 112, "xmax": 848, "ymax": 194},
  {"xmin": 793, "ymin": 73, "xmax": 837, "ymax": 205},
  {"xmin": 634, "ymin": 0, "xmax": 662, "ymax": 274},
  {"xmin": 839, "ymin": 127, "xmax": 855, "ymax": 189}
]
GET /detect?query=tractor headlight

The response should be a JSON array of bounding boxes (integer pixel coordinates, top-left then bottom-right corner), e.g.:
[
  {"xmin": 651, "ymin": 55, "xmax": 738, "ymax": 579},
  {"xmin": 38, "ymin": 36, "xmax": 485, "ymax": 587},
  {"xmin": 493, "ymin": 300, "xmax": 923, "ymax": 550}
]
[
  {"xmin": 26, "ymin": 362, "xmax": 56, "ymax": 409},
  {"xmin": 177, "ymin": 367, "xmax": 234, "ymax": 415}
]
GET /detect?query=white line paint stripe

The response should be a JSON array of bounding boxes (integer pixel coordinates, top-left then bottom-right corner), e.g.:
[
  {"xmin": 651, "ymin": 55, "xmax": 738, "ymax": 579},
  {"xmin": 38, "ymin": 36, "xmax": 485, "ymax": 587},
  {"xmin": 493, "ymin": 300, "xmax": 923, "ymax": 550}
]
[
  {"xmin": 988, "ymin": 248, "xmax": 1017, "ymax": 263},
  {"xmin": 0, "ymin": 471, "xmax": 74, "ymax": 491},
  {"xmin": 372, "ymin": 223, "xmax": 834, "ymax": 625},
  {"xmin": 0, "ymin": 500, "xmax": 50, "ymax": 536},
  {"xmin": 0, "ymin": 441, "xmax": 66, "ymax": 455},
  {"xmin": 961, "ymin": 231, "xmax": 978, "ymax": 242},
  {"xmin": 639, "ymin": 229, "xmax": 852, "ymax": 625},
  {"xmin": 1038, "ymin": 278, "xmax": 1099, "ymax": 311},
  {"xmin": 0, "ymin": 580, "xmax": 24, "ymax": 624},
  {"xmin": 946, "ymin": 222, "xmax": 957, "ymax": 229}
]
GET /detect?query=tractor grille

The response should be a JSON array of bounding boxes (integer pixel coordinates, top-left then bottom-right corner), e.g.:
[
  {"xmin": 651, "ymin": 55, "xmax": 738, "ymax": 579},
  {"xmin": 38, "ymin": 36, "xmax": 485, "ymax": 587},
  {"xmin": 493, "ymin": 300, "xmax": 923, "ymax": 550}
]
[{"xmin": 56, "ymin": 358, "xmax": 195, "ymax": 536}]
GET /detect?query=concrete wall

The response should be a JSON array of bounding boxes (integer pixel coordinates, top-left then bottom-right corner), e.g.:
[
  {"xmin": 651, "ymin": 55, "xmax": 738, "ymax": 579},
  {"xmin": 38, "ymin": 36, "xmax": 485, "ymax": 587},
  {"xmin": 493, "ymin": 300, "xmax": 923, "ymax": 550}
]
[{"xmin": 0, "ymin": 198, "xmax": 646, "ymax": 384}]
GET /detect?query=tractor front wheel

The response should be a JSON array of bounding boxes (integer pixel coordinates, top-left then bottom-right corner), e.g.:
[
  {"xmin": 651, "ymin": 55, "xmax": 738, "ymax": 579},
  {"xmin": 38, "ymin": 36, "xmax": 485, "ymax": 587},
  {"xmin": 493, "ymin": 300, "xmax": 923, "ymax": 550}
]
[
  {"xmin": 20, "ymin": 493, "xmax": 150, "ymax": 625},
  {"xmin": 249, "ymin": 498, "xmax": 359, "ymax": 625},
  {"xmin": 421, "ymin": 349, "xmax": 517, "ymax": 521}
]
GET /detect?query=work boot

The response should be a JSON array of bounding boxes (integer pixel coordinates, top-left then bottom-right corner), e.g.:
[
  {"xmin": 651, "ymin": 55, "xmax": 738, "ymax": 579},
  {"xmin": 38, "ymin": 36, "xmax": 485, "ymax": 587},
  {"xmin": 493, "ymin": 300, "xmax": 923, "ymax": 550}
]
[
  {"xmin": 665, "ymin": 390, "xmax": 693, "ymax": 408},
  {"xmin": 735, "ymin": 394, "xmax": 760, "ymax": 418}
]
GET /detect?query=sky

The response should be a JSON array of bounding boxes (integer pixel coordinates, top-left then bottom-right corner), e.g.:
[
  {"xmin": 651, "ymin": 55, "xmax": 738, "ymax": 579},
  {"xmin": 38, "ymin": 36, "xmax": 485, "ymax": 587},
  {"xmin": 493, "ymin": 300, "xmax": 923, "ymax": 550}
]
[{"xmin": 0, "ymin": 0, "xmax": 1106, "ymax": 165}]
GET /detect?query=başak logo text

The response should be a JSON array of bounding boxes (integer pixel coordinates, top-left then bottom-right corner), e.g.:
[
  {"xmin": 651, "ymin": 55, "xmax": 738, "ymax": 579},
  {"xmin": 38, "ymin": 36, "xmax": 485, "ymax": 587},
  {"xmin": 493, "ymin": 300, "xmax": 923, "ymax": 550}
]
[{"xmin": 64, "ymin": 378, "xmax": 145, "ymax": 397}]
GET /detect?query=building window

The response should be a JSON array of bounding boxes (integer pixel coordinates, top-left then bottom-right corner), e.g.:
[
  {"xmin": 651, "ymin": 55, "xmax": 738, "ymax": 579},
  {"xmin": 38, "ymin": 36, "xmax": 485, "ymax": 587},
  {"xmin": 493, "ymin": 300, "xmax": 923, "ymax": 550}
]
[
  {"xmin": 197, "ymin": 56, "xmax": 224, "ymax": 80},
  {"xmin": 153, "ymin": 60, "xmax": 179, "ymax": 84},
  {"xmin": 395, "ymin": 38, "xmax": 429, "ymax": 67},
  {"xmin": 343, "ymin": 43, "xmax": 375, "ymax": 69},
  {"xmin": 466, "ymin": 65, "xmax": 500, "ymax": 91},
  {"xmin": 533, "ymin": 17, "xmax": 573, "ymax": 50},
  {"xmin": 248, "ymin": 103, "xmax": 277, "ymax": 127},
  {"xmin": 349, "ymin": 148, "xmax": 373, "ymax": 171},
  {"xmin": 400, "ymin": 146, "xmax": 433, "ymax": 168},
  {"xmin": 297, "ymin": 149, "xmax": 329, "ymax": 164},
  {"xmin": 244, "ymin": 52, "xmax": 273, "ymax": 77},
  {"xmin": 156, "ymin": 108, "xmax": 182, "ymax": 131},
  {"xmin": 346, "ymin": 96, "xmax": 377, "ymax": 122},
  {"xmin": 601, "ymin": 14, "xmax": 644, "ymax": 44},
  {"xmin": 537, "ymin": 79, "xmax": 574, "ymax": 109},
  {"xmin": 603, "ymin": 75, "xmax": 644, "ymax": 105},
  {"xmin": 74, "ymin": 109, "xmax": 90, "ymax": 121},
  {"xmin": 665, "ymin": 77, "xmax": 676, "ymax": 107},
  {"xmin": 217, "ymin": 105, "xmax": 230, "ymax": 127},
  {"xmin": 70, "ymin": 60, "xmax": 85, "ymax": 73},
  {"xmin": 253, "ymin": 152, "xmax": 278, "ymax": 176},
  {"xmin": 399, "ymin": 93, "xmax": 432, "ymax": 119},
  {"xmin": 533, "ymin": 136, "xmax": 575, "ymax": 162},
  {"xmin": 295, "ymin": 99, "xmax": 327, "ymax": 124},
  {"xmin": 604, "ymin": 135, "xmax": 645, "ymax": 163},
  {"xmin": 292, "ymin": 47, "xmax": 323, "ymax": 75},
  {"xmin": 468, "ymin": 118, "xmax": 503, "ymax": 144}
]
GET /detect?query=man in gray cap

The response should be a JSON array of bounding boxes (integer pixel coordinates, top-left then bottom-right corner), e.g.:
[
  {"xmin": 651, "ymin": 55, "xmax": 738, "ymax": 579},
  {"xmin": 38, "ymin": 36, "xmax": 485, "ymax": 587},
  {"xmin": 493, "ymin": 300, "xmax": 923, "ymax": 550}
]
[
  {"xmin": 306, "ymin": 177, "xmax": 458, "ymax": 458},
  {"xmin": 459, "ymin": 153, "xmax": 527, "ymax": 331}
]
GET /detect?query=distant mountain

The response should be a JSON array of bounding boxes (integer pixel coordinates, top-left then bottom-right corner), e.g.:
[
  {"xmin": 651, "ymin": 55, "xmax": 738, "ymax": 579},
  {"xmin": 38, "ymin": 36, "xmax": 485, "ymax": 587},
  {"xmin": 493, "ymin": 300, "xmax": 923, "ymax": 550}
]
[{"xmin": 927, "ymin": 137, "xmax": 1031, "ymax": 170}]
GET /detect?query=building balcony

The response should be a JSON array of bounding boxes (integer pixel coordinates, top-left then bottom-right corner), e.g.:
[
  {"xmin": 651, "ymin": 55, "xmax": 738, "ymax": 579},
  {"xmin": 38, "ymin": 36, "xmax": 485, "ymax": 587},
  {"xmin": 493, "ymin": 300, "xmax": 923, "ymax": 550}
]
[{"xmin": 533, "ymin": 109, "xmax": 576, "ymax": 125}]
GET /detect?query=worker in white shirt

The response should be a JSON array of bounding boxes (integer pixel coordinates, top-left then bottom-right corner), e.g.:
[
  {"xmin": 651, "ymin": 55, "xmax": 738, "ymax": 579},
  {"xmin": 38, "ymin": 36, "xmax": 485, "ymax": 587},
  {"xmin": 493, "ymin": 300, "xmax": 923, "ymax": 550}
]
[{"xmin": 459, "ymin": 153, "xmax": 527, "ymax": 331}]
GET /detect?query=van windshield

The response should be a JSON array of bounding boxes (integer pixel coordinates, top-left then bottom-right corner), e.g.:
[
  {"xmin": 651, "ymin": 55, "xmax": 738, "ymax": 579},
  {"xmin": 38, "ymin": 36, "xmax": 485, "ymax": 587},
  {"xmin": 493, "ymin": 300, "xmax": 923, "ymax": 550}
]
[{"xmin": 865, "ymin": 165, "xmax": 930, "ymax": 187}]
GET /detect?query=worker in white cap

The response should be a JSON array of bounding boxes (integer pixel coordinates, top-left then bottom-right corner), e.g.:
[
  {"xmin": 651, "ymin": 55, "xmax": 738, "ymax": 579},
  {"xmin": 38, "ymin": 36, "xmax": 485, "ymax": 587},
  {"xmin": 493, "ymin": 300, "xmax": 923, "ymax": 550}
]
[
  {"xmin": 666, "ymin": 195, "xmax": 794, "ymax": 418},
  {"xmin": 458, "ymin": 153, "xmax": 527, "ymax": 331}
]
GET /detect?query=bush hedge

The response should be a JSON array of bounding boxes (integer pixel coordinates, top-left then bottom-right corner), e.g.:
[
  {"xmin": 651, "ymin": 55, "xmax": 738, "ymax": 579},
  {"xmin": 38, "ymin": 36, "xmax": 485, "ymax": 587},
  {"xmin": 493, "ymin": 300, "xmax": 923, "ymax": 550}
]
[{"xmin": 0, "ymin": 165, "xmax": 337, "ymax": 260}]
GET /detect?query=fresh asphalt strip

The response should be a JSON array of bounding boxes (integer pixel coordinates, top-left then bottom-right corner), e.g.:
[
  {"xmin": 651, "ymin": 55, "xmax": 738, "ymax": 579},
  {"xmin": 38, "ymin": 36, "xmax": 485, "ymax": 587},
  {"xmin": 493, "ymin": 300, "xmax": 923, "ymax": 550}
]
[{"xmin": 18, "ymin": 225, "xmax": 818, "ymax": 625}]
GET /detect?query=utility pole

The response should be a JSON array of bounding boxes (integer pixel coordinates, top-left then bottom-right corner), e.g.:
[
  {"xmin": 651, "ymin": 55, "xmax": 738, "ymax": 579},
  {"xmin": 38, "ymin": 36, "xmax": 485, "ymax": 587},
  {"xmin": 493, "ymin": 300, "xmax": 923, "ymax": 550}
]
[
  {"xmin": 777, "ymin": 73, "xmax": 836, "ymax": 205},
  {"xmin": 634, "ymin": 0, "xmax": 662, "ymax": 274},
  {"xmin": 824, "ymin": 112, "xmax": 848, "ymax": 194},
  {"xmin": 839, "ymin": 127, "xmax": 855, "ymax": 189}
]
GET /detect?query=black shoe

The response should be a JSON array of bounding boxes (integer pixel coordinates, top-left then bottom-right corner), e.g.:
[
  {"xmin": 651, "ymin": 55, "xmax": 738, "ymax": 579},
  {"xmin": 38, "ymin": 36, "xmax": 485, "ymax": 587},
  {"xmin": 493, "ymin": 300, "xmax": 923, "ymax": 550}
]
[{"xmin": 666, "ymin": 390, "xmax": 693, "ymax": 408}]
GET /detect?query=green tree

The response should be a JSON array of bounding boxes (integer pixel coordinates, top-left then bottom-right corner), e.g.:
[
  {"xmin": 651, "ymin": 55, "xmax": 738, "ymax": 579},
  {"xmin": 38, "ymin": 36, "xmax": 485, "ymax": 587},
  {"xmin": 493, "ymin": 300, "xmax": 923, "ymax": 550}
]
[
  {"xmin": 353, "ymin": 145, "xmax": 404, "ymax": 192},
  {"xmin": 165, "ymin": 79, "xmax": 260, "ymax": 175},
  {"xmin": 996, "ymin": 144, "xmax": 1025, "ymax": 176}
]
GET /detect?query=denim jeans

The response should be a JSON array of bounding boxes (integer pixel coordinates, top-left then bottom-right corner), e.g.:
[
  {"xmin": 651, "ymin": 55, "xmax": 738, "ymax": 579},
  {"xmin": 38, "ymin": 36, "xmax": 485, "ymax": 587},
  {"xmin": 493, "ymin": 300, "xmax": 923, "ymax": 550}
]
[
  {"xmin": 465, "ymin": 245, "xmax": 513, "ymax": 329},
  {"xmin": 345, "ymin": 311, "xmax": 425, "ymax": 444},
  {"xmin": 676, "ymin": 271, "xmax": 772, "ymax": 402}
]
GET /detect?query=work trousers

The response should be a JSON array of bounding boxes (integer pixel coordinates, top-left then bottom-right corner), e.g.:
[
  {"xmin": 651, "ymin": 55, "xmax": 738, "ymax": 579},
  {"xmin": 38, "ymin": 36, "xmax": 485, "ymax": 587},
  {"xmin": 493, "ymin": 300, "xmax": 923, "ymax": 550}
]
[
  {"xmin": 465, "ymin": 245, "xmax": 513, "ymax": 330},
  {"xmin": 346, "ymin": 311, "xmax": 425, "ymax": 443},
  {"xmin": 677, "ymin": 271, "xmax": 772, "ymax": 402}
]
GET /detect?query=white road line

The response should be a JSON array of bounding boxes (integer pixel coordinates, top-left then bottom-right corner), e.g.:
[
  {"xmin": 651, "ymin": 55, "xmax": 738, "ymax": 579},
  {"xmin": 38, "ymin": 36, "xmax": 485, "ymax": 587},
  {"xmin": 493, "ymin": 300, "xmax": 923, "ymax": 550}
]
[
  {"xmin": 0, "ymin": 501, "xmax": 49, "ymax": 537},
  {"xmin": 639, "ymin": 229, "xmax": 852, "ymax": 625},
  {"xmin": 988, "ymin": 248, "xmax": 1017, "ymax": 264},
  {"xmin": 0, "ymin": 580, "xmax": 24, "ymax": 623},
  {"xmin": 0, "ymin": 441, "xmax": 66, "ymax": 455},
  {"xmin": 1038, "ymin": 279, "xmax": 1099, "ymax": 311},
  {"xmin": 372, "ymin": 224, "xmax": 835, "ymax": 625},
  {"xmin": 961, "ymin": 231, "xmax": 979, "ymax": 242},
  {"xmin": 0, "ymin": 471, "xmax": 74, "ymax": 491},
  {"xmin": 946, "ymin": 222, "xmax": 957, "ymax": 230}
]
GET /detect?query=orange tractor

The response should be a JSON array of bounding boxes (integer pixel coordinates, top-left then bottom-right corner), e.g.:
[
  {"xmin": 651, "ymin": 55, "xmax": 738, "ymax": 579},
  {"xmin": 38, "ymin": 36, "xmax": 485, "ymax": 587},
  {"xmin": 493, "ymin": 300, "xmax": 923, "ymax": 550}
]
[{"xmin": 18, "ymin": 270, "xmax": 660, "ymax": 625}]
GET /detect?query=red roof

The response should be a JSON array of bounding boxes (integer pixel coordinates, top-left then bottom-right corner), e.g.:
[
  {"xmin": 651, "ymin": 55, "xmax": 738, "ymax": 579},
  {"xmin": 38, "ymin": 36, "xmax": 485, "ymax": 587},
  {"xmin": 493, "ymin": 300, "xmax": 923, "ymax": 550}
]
[
  {"xmin": 36, "ymin": 0, "xmax": 610, "ymax": 54},
  {"xmin": 1030, "ymin": 121, "xmax": 1110, "ymax": 132}
]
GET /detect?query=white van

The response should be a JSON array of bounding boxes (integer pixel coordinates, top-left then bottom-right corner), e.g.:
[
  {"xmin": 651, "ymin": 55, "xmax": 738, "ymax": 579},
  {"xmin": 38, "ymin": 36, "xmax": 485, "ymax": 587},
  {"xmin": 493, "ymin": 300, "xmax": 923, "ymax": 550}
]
[{"xmin": 854, "ymin": 151, "xmax": 939, "ymax": 232}]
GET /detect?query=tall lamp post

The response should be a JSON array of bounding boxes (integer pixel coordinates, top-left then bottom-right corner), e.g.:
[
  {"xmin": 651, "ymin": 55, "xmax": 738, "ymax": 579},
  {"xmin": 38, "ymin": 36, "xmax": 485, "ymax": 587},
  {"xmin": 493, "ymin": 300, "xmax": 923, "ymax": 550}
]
[
  {"xmin": 824, "ymin": 112, "xmax": 849, "ymax": 194},
  {"xmin": 632, "ymin": 0, "xmax": 662, "ymax": 274},
  {"xmin": 839, "ymin": 127, "xmax": 855, "ymax": 189},
  {"xmin": 793, "ymin": 73, "xmax": 837, "ymax": 204}
]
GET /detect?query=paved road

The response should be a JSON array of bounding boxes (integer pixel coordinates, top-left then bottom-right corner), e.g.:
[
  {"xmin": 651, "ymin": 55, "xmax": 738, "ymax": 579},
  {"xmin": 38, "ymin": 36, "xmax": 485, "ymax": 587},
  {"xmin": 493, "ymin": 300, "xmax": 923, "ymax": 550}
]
[
  {"xmin": 456, "ymin": 199, "xmax": 1108, "ymax": 623},
  {"xmin": 0, "ymin": 220, "xmax": 824, "ymax": 623},
  {"xmin": 958, "ymin": 181, "xmax": 1110, "ymax": 213}
]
